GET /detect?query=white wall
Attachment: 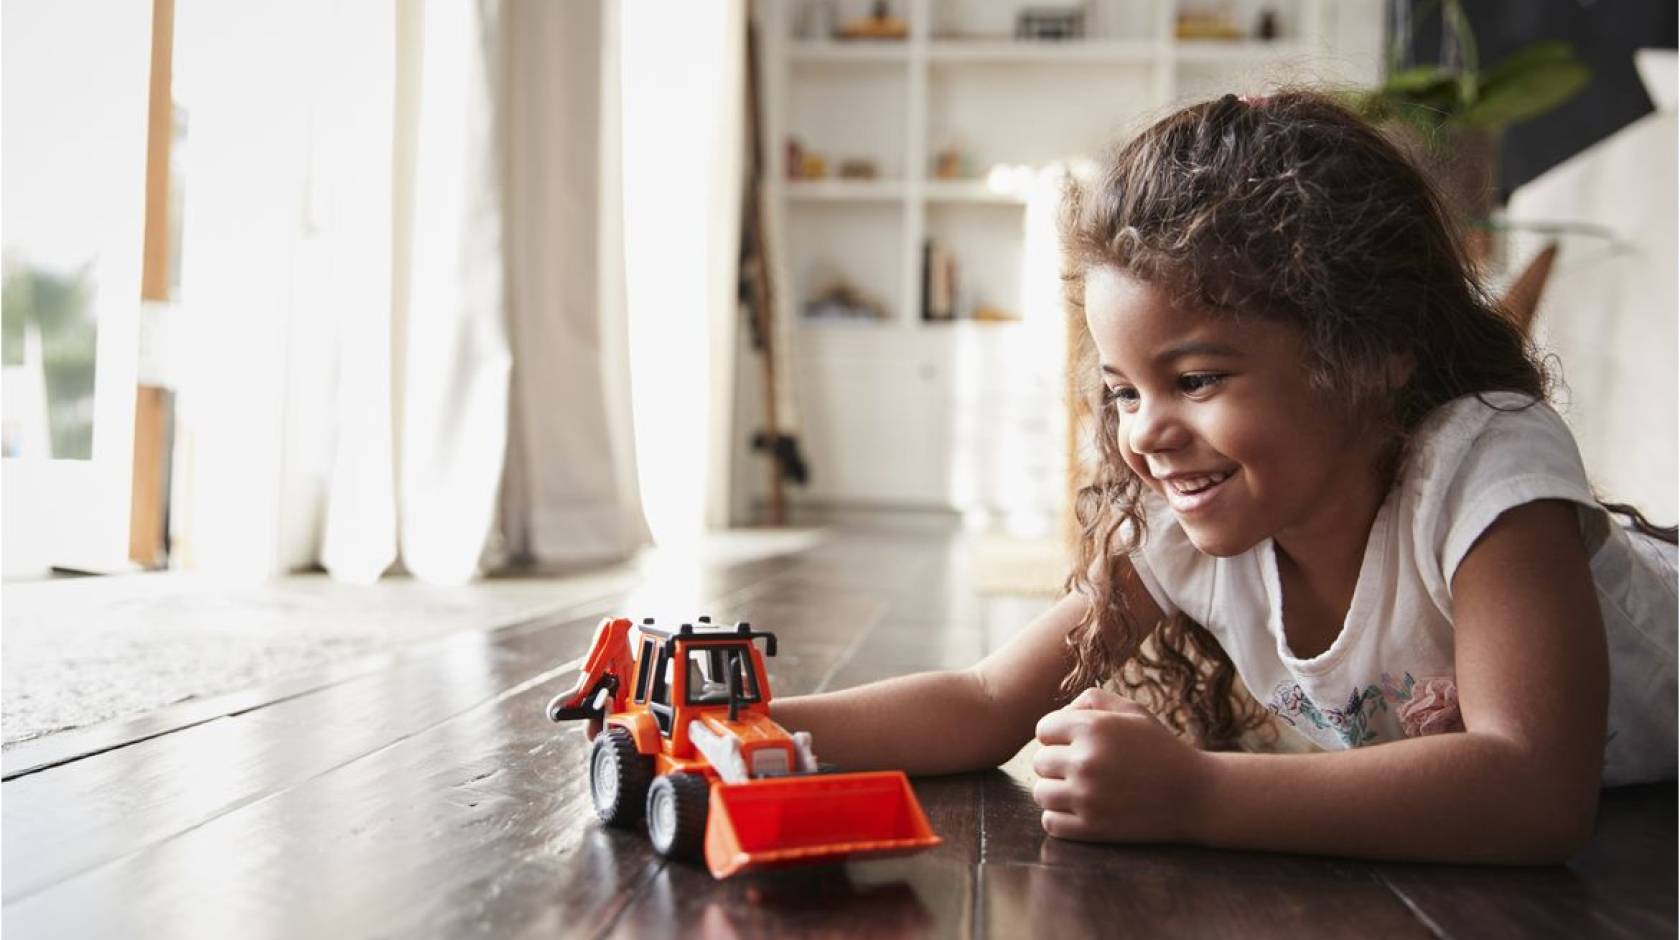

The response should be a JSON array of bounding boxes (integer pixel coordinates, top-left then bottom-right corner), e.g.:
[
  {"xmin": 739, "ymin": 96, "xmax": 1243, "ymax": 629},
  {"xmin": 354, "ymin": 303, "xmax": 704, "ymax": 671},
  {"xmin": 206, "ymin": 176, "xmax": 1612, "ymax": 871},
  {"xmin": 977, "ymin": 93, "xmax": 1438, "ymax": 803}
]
[{"xmin": 1512, "ymin": 105, "xmax": 1679, "ymax": 523}]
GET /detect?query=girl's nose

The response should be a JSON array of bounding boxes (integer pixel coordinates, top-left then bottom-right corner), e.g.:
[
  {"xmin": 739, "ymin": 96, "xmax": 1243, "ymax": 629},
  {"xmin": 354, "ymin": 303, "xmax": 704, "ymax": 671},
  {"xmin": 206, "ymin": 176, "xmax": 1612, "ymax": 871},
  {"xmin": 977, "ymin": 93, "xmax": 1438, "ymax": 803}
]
[{"xmin": 1126, "ymin": 401, "xmax": 1189, "ymax": 455}]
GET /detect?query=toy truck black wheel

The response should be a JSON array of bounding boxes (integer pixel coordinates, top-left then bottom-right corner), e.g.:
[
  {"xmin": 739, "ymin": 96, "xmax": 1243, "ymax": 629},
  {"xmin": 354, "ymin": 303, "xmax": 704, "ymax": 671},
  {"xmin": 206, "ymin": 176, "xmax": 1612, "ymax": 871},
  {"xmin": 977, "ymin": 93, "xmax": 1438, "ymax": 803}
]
[
  {"xmin": 645, "ymin": 773, "xmax": 710, "ymax": 861},
  {"xmin": 590, "ymin": 727, "xmax": 652, "ymax": 828}
]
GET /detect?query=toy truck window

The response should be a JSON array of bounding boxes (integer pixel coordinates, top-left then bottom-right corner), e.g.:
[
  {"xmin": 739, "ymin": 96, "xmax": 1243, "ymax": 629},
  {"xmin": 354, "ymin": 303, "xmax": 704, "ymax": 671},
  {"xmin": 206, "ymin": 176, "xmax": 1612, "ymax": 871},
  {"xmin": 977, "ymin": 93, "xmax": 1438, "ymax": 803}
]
[
  {"xmin": 684, "ymin": 645, "xmax": 760, "ymax": 706},
  {"xmin": 649, "ymin": 645, "xmax": 672, "ymax": 707},
  {"xmin": 632, "ymin": 638, "xmax": 654, "ymax": 704}
]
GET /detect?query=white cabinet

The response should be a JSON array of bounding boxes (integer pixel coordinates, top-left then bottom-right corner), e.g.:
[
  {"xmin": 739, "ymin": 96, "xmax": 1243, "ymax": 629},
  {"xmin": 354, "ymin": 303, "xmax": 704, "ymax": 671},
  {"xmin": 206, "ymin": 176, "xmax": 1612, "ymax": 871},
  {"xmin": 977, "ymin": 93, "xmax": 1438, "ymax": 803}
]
[{"xmin": 751, "ymin": 0, "xmax": 1379, "ymax": 526}]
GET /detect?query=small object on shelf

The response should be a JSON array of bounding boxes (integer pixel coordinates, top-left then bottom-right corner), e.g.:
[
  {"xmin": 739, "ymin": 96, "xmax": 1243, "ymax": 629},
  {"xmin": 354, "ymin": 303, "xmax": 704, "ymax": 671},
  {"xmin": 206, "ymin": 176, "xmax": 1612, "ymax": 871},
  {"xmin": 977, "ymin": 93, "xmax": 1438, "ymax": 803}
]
[
  {"xmin": 972, "ymin": 304, "xmax": 1019, "ymax": 323},
  {"xmin": 932, "ymin": 145, "xmax": 969, "ymax": 180},
  {"xmin": 546, "ymin": 617, "xmax": 941, "ymax": 879},
  {"xmin": 804, "ymin": 282, "xmax": 887, "ymax": 321},
  {"xmin": 920, "ymin": 240, "xmax": 931, "ymax": 320},
  {"xmin": 1175, "ymin": 7, "xmax": 1242, "ymax": 41},
  {"xmin": 1256, "ymin": 7, "xmax": 1280, "ymax": 41},
  {"xmin": 785, "ymin": 137, "xmax": 804, "ymax": 180},
  {"xmin": 921, "ymin": 239, "xmax": 957, "ymax": 321},
  {"xmin": 1015, "ymin": 7, "xmax": 1085, "ymax": 41},
  {"xmin": 838, "ymin": 158, "xmax": 879, "ymax": 180},
  {"xmin": 800, "ymin": 152, "xmax": 828, "ymax": 179},
  {"xmin": 837, "ymin": 0, "xmax": 907, "ymax": 40}
]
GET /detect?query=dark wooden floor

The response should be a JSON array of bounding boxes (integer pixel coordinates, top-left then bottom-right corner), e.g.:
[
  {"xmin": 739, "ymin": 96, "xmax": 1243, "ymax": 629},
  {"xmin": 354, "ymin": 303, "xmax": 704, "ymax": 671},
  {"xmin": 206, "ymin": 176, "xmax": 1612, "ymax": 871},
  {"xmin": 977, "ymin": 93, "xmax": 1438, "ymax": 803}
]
[{"xmin": 3, "ymin": 529, "xmax": 1674, "ymax": 939}]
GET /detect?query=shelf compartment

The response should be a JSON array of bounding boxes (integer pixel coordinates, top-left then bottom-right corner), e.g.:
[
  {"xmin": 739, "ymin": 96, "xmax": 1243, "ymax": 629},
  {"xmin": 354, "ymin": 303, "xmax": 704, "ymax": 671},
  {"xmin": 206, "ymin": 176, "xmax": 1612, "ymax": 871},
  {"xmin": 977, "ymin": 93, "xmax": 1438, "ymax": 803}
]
[
  {"xmin": 924, "ymin": 201, "xmax": 1028, "ymax": 325},
  {"xmin": 784, "ymin": 64, "xmax": 907, "ymax": 181},
  {"xmin": 787, "ymin": 201, "xmax": 904, "ymax": 326},
  {"xmin": 927, "ymin": 63, "xmax": 1155, "ymax": 170}
]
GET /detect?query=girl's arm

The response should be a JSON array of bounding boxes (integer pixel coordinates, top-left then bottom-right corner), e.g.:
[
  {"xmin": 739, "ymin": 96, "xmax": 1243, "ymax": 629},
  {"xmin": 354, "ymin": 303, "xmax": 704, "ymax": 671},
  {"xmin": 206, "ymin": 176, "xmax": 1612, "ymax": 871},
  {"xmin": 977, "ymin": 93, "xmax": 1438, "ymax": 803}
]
[
  {"xmin": 1035, "ymin": 499, "xmax": 1610, "ymax": 863},
  {"xmin": 774, "ymin": 576, "xmax": 1164, "ymax": 775}
]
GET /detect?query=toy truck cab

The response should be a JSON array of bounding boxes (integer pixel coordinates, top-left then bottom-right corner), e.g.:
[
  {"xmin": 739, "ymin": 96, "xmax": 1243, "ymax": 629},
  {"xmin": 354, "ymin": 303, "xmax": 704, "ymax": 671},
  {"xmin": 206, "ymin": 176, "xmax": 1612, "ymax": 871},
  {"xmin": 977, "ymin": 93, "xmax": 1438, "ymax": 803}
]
[{"xmin": 619, "ymin": 620, "xmax": 813, "ymax": 783}]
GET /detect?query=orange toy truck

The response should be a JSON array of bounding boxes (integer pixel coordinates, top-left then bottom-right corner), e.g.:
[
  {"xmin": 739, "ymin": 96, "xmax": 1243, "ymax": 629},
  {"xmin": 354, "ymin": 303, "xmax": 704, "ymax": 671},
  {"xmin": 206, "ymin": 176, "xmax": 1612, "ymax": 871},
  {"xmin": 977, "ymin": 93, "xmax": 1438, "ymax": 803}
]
[{"xmin": 546, "ymin": 616, "xmax": 941, "ymax": 878}]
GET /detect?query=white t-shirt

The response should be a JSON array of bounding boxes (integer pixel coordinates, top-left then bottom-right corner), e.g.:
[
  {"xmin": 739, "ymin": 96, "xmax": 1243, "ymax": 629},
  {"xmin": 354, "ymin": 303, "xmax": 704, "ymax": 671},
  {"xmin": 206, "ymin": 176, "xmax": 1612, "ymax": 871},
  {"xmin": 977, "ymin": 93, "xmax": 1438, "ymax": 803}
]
[{"xmin": 1129, "ymin": 392, "xmax": 1677, "ymax": 786}]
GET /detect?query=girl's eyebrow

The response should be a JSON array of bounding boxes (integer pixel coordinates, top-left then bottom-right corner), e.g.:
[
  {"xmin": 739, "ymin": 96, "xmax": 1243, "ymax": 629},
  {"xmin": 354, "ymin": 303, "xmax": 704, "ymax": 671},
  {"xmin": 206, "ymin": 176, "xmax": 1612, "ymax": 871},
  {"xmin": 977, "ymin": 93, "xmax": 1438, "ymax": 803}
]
[
  {"xmin": 1100, "ymin": 340, "xmax": 1243, "ymax": 377},
  {"xmin": 1153, "ymin": 340, "xmax": 1242, "ymax": 364}
]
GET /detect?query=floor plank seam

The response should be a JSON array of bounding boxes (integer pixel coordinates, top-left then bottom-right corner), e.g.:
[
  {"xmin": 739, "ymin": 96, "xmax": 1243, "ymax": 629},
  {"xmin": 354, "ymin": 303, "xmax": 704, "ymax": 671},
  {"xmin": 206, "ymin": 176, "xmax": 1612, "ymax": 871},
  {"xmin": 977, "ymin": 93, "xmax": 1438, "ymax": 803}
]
[
  {"xmin": 810, "ymin": 600, "xmax": 890, "ymax": 694},
  {"xmin": 0, "ymin": 672, "xmax": 370, "ymax": 783},
  {"xmin": 479, "ymin": 594, "xmax": 636, "ymax": 642},
  {"xmin": 1, "ymin": 656, "xmax": 585, "ymax": 907},
  {"xmin": 1370, "ymin": 870, "xmax": 1450, "ymax": 939},
  {"xmin": 591, "ymin": 861, "xmax": 667, "ymax": 940}
]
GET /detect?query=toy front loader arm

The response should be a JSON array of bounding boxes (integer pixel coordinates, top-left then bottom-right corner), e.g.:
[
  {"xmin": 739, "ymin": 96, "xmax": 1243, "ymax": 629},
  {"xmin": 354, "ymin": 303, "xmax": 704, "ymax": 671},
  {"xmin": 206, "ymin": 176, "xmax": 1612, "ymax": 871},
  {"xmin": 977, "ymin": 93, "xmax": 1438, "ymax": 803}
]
[{"xmin": 546, "ymin": 616, "xmax": 637, "ymax": 723}]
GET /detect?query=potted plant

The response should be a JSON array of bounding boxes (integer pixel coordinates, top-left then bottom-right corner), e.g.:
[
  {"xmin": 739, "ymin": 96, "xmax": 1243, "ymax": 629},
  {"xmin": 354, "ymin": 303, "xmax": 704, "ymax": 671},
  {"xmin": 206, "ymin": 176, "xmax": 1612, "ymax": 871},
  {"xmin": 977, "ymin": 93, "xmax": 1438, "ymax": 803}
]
[{"xmin": 1349, "ymin": 0, "xmax": 1592, "ymax": 248}]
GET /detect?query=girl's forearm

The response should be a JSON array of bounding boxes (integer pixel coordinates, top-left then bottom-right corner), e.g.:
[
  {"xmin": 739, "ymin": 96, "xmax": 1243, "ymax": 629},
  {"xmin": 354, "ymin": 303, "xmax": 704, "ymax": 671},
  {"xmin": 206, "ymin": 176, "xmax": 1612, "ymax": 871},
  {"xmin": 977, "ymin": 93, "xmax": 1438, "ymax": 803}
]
[
  {"xmin": 1193, "ymin": 731, "xmax": 1600, "ymax": 864},
  {"xmin": 772, "ymin": 669, "xmax": 1027, "ymax": 776}
]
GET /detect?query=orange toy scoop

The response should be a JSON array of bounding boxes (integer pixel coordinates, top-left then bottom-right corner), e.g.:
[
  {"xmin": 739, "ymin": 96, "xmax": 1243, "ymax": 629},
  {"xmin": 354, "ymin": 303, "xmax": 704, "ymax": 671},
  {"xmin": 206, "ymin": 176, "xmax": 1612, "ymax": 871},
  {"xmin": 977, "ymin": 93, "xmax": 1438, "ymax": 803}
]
[{"xmin": 703, "ymin": 770, "xmax": 941, "ymax": 879}]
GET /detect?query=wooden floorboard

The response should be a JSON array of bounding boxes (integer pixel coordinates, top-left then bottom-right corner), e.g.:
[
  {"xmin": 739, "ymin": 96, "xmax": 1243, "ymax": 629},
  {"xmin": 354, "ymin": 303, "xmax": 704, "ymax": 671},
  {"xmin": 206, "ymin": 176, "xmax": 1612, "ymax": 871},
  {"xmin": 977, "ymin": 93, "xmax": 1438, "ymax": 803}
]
[
  {"xmin": 1, "ymin": 608, "xmax": 628, "ymax": 904},
  {"xmin": 1368, "ymin": 783, "xmax": 1678, "ymax": 939},
  {"xmin": 974, "ymin": 761, "xmax": 1433, "ymax": 939},
  {"xmin": 3, "ymin": 528, "xmax": 1673, "ymax": 939}
]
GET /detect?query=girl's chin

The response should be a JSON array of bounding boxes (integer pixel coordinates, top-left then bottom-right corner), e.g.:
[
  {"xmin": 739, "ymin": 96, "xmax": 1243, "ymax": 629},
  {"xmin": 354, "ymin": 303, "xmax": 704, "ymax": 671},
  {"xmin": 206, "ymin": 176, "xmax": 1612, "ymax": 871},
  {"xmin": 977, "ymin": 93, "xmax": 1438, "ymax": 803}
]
[{"xmin": 1178, "ymin": 522, "xmax": 1261, "ymax": 558}]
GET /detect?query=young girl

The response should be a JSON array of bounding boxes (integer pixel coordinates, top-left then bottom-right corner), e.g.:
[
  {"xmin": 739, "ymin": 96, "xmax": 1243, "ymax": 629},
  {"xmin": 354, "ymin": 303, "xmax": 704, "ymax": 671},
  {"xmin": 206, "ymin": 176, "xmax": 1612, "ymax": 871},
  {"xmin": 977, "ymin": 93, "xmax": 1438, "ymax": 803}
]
[{"xmin": 770, "ymin": 91, "xmax": 1678, "ymax": 865}]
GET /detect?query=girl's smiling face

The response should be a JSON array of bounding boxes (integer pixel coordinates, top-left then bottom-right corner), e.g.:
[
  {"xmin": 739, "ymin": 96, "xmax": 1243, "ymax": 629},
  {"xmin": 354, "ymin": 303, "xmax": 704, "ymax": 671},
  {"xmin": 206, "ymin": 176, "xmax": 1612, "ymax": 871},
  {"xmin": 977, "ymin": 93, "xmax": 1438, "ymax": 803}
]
[{"xmin": 1084, "ymin": 266, "xmax": 1384, "ymax": 558}]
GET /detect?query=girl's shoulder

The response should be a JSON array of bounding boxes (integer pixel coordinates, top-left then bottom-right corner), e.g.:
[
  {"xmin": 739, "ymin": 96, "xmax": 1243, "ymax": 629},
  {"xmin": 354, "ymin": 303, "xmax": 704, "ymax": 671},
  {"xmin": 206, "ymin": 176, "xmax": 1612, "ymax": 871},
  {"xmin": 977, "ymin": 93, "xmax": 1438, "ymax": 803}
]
[
  {"xmin": 1410, "ymin": 391, "xmax": 1557, "ymax": 447},
  {"xmin": 1404, "ymin": 392, "xmax": 1581, "ymax": 487},
  {"xmin": 1400, "ymin": 392, "xmax": 1597, "ymax": 582}
]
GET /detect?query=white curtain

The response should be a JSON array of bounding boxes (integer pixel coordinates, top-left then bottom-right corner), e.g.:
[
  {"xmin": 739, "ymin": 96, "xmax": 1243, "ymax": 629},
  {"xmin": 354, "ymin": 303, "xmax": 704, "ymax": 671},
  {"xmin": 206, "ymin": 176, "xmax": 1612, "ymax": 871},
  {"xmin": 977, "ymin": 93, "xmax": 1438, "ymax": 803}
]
[
  {"xmin": 173, "ymin": 0, "xmax": 651, "ymax": 584},
  {"xmin": 496, "ymin": 0, "xmax": 652, "ymax": 567},
  {"xmin": 618, "ymin": 0, "xmax": 745, "ymax": 547}
]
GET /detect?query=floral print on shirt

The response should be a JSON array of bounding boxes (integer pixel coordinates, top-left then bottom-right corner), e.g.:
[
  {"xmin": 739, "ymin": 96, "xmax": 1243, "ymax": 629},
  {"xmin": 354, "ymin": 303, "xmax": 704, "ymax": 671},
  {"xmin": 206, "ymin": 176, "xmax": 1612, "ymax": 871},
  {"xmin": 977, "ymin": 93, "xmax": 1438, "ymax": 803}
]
[
  {"xmin": 1268, "ymin": 673, "xmax": 1622, "ymax": 756},
  {"xmin": 1266, "ymin": 672, "xmax": 1433, "ymax": 747}
]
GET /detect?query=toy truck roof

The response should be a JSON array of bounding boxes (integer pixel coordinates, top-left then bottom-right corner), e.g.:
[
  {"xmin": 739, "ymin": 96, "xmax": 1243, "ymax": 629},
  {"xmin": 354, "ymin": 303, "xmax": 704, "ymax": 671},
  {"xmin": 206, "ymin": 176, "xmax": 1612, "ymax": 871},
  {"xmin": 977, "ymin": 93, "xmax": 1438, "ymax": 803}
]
[{"xmin": 634, "ymin": 618, "xmax": 778, "ymax": 657}]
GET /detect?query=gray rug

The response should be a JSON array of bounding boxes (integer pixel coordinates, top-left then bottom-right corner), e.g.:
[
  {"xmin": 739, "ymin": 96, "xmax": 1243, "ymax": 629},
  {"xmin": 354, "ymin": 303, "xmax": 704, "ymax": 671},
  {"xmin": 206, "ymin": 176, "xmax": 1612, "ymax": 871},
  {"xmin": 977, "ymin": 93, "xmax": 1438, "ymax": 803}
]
[
  {"xmin": 1, "ymin": 530, "xmax": 823, "ymax": 749},
  {"xmin": 1, "ymin": 568, "xmax": 631, "ymax": 749}
]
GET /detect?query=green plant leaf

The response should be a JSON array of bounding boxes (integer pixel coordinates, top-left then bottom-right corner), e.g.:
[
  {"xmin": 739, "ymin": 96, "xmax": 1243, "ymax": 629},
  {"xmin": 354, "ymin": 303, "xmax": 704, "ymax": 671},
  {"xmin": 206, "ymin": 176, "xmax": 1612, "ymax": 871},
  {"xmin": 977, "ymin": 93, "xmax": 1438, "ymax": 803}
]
[
  {"xmin": 1366, "ymin": 67, "xmax": 1460, "ymax": 129},
  {"xmin": 1478, "ymin": 40, "xmax": 1581, "ymax": 93},
  {"xmin": 1384, "ymin": 66, "xmax": 1456, "ymax": 95},
  {"xmin": 1462, "ymin": 60, "xmax": 1590, "ymax": 128}
]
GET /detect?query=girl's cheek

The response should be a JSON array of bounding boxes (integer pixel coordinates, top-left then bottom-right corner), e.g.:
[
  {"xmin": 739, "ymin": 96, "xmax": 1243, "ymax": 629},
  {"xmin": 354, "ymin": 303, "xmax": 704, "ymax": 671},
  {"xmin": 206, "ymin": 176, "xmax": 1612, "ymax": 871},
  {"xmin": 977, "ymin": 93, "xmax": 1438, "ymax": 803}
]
[{"xmin": 1117, "ymin": 441, "xmax": 1153, "ymax": 484}]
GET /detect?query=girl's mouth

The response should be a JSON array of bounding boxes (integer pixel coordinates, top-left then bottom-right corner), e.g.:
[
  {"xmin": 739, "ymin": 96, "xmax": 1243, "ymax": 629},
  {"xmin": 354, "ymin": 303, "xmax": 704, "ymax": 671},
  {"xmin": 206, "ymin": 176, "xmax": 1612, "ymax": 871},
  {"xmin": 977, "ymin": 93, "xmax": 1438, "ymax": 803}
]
[{"xmin": 1161, "ymin": 469, "xmax": 1234, "ymax": 513}]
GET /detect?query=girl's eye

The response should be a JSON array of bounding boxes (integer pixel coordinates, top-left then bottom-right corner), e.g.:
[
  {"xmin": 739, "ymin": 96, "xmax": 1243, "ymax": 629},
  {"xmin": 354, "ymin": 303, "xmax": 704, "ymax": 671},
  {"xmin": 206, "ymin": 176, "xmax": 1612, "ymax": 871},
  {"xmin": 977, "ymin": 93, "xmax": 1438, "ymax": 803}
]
[
  {"xmin": 1178, "ymin": 373, "xmax": 1226, "ymax": 396},
  {"xmin": 1103, "ymin": 385, "xmax": 1139, "ymax": 410}
]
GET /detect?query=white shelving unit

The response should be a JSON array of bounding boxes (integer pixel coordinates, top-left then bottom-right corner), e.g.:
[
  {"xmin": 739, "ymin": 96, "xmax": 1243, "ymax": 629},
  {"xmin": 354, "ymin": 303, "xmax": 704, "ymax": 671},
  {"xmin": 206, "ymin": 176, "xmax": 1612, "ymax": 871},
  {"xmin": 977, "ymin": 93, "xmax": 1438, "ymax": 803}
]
[{"xmin": 748, "ymin": 0, "xmax": 1379, "ymax": 523}]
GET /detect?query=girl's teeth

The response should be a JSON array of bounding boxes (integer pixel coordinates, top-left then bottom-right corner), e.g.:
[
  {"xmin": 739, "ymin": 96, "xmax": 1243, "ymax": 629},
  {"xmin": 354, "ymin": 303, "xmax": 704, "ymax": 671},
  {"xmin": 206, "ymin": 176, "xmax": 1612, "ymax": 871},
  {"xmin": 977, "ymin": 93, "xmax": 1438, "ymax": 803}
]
[{"xmin": 1170, "ymin": 471, "xmax": 1230, "ymax": 494}]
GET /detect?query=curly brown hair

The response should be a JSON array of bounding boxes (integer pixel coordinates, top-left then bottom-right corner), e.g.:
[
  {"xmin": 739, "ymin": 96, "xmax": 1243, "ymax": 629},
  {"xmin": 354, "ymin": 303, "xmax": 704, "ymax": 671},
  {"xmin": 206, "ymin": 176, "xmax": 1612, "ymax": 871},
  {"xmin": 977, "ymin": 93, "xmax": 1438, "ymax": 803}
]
[{"xmin": 1058, "ymin": 91, "xmax": 1551, "ymax": 750}]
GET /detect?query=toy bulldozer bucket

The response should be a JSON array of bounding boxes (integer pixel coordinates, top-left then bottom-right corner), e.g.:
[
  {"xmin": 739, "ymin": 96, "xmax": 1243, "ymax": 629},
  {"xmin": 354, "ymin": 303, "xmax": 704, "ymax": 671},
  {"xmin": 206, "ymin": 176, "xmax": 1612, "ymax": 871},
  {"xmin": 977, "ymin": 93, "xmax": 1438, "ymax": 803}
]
[{"xmin": 703, "ymin": 770, "xmax": 941, "ymax": 879}]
